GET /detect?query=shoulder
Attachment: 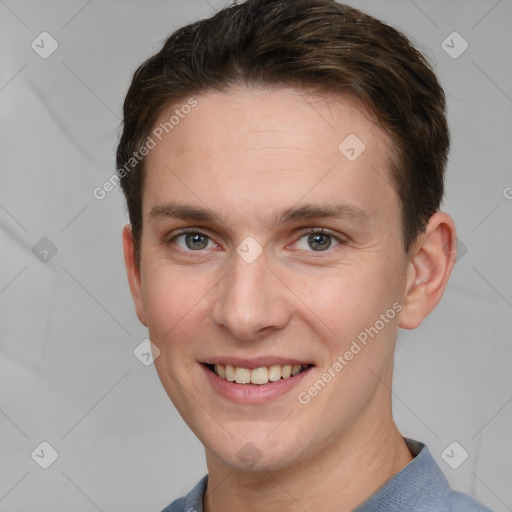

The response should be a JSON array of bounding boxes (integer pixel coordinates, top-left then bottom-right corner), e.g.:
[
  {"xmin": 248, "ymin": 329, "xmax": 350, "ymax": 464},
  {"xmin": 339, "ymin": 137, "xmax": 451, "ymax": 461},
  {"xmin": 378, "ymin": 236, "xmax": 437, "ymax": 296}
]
[
  {"xmin": 444, "ymin": 489, "xmax": 494, "ymax": 512},
  {"xmin": 390, "ymin": 471, "xmax": 494, "ymax": 512}
]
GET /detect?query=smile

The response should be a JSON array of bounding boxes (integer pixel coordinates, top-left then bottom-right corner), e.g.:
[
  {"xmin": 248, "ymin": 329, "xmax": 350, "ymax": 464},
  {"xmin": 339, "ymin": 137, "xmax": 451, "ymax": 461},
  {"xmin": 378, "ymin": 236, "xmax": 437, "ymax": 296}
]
[{"xmin": 207, "ymin": 363, "xmax": 311, "ymax": 385}]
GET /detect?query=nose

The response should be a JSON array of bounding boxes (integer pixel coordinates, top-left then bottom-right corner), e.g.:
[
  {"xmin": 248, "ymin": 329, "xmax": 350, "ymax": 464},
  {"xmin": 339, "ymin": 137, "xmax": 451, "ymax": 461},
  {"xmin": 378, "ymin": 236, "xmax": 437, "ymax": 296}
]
[{"xmin": 212, "ymin": 250, "xmax": 292, "ymax": 341}]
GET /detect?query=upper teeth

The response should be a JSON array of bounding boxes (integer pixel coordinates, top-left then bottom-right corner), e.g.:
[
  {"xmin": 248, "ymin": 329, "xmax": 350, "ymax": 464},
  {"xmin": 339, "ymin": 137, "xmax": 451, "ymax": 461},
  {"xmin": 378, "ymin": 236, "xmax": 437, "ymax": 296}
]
[{"xmin": 213, "ymin": 363, "xmax": 308, "ymax": 385}]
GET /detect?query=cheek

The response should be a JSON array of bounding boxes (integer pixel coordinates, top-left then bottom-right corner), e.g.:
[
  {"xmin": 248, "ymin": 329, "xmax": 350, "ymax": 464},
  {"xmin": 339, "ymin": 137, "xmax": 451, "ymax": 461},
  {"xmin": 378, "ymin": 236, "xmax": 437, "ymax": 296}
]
[
  {"xmin": 313, "ymin": 278, "xmax": 377, "ymax": 344},
  {"xmin": 141, "ymin": 266, "xmax": 198, "ymax": 340},
  {"xmin": 298, "ymin": 260, "xmax": 403, "ymax": 346}
]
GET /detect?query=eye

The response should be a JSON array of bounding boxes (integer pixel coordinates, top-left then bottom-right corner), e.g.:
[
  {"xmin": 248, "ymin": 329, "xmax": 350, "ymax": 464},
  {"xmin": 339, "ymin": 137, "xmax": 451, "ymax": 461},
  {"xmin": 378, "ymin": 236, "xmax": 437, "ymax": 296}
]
[
  {"xmin": 294, "ymin": 230, "xmax": 341, "ymax": 252},
  {"xmin": 171, "ymin": 231, "xmax": 217, "ymax": 251}
]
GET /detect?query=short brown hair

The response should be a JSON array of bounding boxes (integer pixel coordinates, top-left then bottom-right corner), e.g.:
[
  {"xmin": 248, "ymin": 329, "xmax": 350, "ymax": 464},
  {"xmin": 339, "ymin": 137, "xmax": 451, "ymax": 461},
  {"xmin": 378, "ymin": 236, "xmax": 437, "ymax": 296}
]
[{"xmin": 116, "ymin": 0, "xmax": 449, "ymax": 264}]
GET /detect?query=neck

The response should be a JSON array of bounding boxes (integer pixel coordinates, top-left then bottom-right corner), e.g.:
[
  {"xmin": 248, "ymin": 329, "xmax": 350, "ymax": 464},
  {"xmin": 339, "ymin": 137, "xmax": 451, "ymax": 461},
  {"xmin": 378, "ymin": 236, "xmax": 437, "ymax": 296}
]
[{"xmin": 203, "ymin": 401, "xmax": 413, "ymax": 512}]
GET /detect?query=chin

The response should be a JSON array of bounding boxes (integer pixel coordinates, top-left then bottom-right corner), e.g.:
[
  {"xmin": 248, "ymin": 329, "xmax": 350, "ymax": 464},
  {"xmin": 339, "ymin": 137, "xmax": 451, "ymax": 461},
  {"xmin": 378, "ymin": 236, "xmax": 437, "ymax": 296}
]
[{"xmin": 204, "ymin": 429, "xmax": 311, "ymax": 474}]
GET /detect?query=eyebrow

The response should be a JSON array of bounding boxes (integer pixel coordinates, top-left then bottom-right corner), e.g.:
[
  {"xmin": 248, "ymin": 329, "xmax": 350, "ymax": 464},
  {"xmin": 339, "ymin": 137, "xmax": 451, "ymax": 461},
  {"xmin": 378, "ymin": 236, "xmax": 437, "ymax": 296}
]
[
  {"xmin": 149, "ymin": 203, "xmax": 220, "ymax": 222},
  {"xmin": 148, "ymin": 201, "xmax": 369, "ymax": 226},
  {"xmin": 277, "ymin": 203, "xmax": 369, "ymax": 224}
]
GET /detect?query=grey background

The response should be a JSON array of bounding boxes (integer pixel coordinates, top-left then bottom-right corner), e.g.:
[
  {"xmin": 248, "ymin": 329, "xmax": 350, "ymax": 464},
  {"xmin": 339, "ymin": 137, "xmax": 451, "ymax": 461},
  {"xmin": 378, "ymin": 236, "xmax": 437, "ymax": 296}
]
[{"xmin": 1, "ymin": 0, "xmax": 511, "ymax": 510}]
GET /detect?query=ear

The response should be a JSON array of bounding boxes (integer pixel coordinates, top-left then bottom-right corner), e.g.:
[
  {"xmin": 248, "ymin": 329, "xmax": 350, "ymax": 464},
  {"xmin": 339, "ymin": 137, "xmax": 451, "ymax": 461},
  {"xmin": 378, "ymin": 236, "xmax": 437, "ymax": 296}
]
[
  {"xmin": 122, "ymin": 224, "xmax": 147, "ymax": 326},
  {"xmin": 398, "ymin": 212, "xmax": 457, "ymax": 330}
]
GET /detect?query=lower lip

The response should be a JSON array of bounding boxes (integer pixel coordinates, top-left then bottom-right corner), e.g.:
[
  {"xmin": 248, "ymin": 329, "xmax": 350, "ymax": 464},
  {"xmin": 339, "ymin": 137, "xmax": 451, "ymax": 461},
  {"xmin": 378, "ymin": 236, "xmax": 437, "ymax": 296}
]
[{"xmin": 201, "ymin": 364, "xmax": 313, "ymax": 404}]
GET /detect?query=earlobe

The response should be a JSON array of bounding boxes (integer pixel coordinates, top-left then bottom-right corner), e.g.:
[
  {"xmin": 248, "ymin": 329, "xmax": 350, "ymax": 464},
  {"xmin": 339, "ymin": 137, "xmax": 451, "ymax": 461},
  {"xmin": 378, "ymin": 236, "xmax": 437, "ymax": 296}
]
[
  {"xmin": 398, "ymin": 212, "xmax": 457, "ymax": 330},
  {"xmin": 122, "ymin": 224, "xmax": 148, "ymax": 326}
]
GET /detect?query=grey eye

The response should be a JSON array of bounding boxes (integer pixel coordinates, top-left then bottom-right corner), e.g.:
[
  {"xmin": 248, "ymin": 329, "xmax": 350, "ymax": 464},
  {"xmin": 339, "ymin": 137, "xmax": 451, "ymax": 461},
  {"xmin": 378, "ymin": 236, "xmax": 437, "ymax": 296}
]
[
  {"xmin": 184, "ymin": 233, "xmax": 209, "ymax": 250},
  {"xmin": 307, "ymin": 232, "xmax": 332, "ymax": 251}
]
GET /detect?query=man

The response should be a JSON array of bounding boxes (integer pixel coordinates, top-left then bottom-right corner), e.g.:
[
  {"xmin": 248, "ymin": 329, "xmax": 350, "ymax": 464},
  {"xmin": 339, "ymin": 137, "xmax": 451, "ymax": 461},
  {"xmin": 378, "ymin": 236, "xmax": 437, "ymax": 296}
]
[{"xmin": 117, "ymin": 0, "xmax": 492, "ymax": 510}]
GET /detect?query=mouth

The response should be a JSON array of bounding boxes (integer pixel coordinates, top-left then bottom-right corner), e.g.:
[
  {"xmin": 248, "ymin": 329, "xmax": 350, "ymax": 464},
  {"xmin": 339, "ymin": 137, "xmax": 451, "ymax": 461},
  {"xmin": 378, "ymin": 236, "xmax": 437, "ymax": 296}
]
[{"xmin": 203, "ymin": 363, "xmax": 313, "ymax": 385}]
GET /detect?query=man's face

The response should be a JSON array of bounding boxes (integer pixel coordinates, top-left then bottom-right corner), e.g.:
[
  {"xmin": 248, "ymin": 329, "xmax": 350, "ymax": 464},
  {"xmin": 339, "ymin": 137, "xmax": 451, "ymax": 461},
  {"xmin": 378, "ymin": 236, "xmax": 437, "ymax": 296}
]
[{"xmin": 127, "ymin": 87, "xmax": 412, "ymax": 471}]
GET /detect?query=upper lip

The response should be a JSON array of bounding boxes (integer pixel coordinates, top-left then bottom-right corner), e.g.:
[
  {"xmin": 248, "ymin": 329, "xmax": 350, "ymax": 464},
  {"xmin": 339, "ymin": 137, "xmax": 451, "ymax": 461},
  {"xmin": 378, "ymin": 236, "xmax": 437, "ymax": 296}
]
[{"xmin": 201, "ymin": 356, "xmax": 313, "ymax": 369}]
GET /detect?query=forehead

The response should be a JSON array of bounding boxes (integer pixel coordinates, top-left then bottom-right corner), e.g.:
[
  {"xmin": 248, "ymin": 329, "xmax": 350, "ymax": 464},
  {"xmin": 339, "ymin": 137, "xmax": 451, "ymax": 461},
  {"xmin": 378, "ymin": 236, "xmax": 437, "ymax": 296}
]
[
  {"xmin": 154, "ymin": 86, "xmax": 389, "ymax": 159},
  {"xmin": 142, "ymin": 86, "xmax": 397, "ymax": 223}
]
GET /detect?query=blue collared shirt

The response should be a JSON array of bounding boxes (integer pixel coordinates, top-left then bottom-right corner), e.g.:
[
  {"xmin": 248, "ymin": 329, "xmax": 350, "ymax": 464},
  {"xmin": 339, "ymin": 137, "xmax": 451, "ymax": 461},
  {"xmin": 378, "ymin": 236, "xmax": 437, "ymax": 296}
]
[{"xmin": 161, "ymin": 439, "xmax": 492, "ymax": 512}]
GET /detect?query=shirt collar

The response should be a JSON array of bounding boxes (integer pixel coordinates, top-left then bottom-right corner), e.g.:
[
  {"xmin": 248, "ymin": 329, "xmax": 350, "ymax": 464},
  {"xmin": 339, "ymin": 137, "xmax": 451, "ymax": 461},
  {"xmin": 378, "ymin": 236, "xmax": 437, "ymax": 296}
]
[
  {"xmin": 354, "ymin": 438, "xmax": 450, "ymax": 511},
  {"xmin": 183, "ymin": 474, "xmax": 207, "ymax": 512}
]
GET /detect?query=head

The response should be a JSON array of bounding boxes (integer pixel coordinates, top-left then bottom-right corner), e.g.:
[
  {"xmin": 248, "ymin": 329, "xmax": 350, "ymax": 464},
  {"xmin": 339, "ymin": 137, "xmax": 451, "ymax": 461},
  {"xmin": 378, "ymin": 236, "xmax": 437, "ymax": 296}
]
[{"xmin": 119, "ymin": 0, "xmax": 456, "ymax": 473}]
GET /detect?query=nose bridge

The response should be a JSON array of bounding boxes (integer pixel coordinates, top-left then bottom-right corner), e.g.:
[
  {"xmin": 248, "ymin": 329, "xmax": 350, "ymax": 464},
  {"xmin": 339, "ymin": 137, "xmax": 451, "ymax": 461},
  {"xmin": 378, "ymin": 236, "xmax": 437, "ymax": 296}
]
[{"xmin": 212, "ymin": 249, "xmax": 289, "ymax": 339}]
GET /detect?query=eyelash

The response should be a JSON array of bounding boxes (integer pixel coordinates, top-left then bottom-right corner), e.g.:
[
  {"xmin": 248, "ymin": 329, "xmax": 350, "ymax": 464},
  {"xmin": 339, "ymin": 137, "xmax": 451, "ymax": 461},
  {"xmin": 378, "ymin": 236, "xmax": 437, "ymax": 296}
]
[{"xmin": 167, "ymin": 227, "xmax": 346, "ymax": 253}]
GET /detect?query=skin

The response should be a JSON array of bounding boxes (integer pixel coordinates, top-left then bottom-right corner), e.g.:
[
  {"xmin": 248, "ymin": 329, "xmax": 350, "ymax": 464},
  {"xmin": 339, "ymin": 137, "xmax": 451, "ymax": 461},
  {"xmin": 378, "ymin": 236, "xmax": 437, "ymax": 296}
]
[{"xmin": 122, "ymin": 86, "xmax": 456, "ymax": 512}]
